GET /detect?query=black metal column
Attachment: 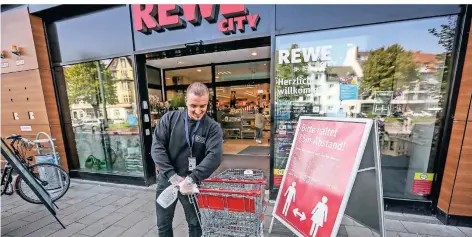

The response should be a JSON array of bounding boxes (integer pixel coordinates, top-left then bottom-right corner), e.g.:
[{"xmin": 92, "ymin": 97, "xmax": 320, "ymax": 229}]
[{"xmin": 133, "ymin": 54, "xmax": 156, "ymax": 186}]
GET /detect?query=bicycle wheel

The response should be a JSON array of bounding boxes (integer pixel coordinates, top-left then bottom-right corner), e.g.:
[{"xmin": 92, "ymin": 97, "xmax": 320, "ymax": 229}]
[
  {"xmin": 1, "ymin": 167, "xmax": 14, "ymax": 195},
  {"xmin": 15, "ymin": 163, "xmax": 70, "ymax": 204}
]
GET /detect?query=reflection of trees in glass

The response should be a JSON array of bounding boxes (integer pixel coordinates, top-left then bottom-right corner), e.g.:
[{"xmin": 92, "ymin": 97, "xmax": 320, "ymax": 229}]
[
  {"xmin": 275, "ymin": 44, "xmax": 310, "ymax": 101},
  {"xmin": 360, "ymin": 44, "xmax": 419, "ymax": 99},
  {"xmin": 65, "ymin": 62, "xmax": 118, "ymax": 118},
  {"xmin": 428, "ymin": 16, "xmax": 457, "ymax": 102},
  {"xmin": 428, "ymin": 16, "xmax": 456, "ymax": 52}
]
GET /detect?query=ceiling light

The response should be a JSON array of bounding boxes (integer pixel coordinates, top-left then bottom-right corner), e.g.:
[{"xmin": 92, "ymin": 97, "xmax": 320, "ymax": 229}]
[
  {"xmin": 166, "ymin": 77, "xmax": 170, "ymax": 80},
  {"xmin": 197, "ymin": 69, "xmax": 202, "ymax": 72},
  {"xmin": 251, "ymin": 52, "xmax": 257, "ymax": 56},
  {"xmin": 177, "ymin": 61, "xmax": 183, "ymax": 64},
  {"xmin": 216, "ymin": 76, "xmax": 219, "ymax": 79}
]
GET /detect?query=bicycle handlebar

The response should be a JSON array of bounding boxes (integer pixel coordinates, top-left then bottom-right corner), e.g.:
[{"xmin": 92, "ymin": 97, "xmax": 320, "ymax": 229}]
[
  {"xmin": 4, "ymin": 135, "xmax": 34, "ymax": 147},
  {"xmin": 5, "ymin": 134, "xmax": 22, "ymax": 140}
]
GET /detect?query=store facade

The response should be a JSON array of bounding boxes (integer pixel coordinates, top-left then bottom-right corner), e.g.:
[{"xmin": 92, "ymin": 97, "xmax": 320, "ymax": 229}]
[{"xmin": 2, "ymin": 4, "xmax": 471, "ymax": 225}]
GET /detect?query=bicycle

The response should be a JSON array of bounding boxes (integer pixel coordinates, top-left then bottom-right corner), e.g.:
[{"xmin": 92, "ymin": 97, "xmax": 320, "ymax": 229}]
[{"xmin": 1, "ymin": 134, "xmax": 71, "ymax": 204}]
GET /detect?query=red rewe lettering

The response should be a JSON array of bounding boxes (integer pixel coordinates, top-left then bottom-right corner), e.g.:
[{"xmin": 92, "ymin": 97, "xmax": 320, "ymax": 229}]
[
  {"xmin": 132, "ymin": 4, "xmax": 161, "ymax": 34},
  {"xmin": 132, "ymin": 4, "xmax": 260, "ymax": 35},
  {"xmin": 220, "ymin": 4, "xmax": 247, "ymax": 18},
  {"xmin": 246, "ymin": 14, "xmax": 260, "ymax": 31},
  {"xmin": 158, "ymin": 4, "xmax": 185, "ymax": 29},
  {"xmin": 233, "ymin": 16, "xmax": 247, "ymax": 33},
  {"xmin": 182, "ymin": 4, "xmax": 218, "ymax": 25},
  {"xmin": 218, "ymin": 18, "xmax": 235, "ymax": 35}
]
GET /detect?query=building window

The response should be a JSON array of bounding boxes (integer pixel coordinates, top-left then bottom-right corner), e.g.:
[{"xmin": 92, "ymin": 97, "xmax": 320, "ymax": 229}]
[
  {"xmin": 274, "ymin": 16, "xmax": 458, "ymax": 202},
  {"xmin": 120, "ymin": 58, "xmax": 126, "ymax": 68}
]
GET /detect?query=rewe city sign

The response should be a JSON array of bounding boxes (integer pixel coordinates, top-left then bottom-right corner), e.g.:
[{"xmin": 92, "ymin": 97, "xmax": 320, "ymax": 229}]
[{"xmin": 132, "ymin": 4, "xmax": 260, "ymax": 35}]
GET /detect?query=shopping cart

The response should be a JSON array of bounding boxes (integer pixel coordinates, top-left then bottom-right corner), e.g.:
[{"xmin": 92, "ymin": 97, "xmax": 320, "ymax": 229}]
[{"xmin": 190, "ymin": 169, "xmax": 267, "ymax": 237}]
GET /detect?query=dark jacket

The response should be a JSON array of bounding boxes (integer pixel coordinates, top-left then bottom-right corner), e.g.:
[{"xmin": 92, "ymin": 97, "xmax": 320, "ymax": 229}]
[{"xmin": 151, "ymin": 109, "xmax": 223, "ymax": 182}]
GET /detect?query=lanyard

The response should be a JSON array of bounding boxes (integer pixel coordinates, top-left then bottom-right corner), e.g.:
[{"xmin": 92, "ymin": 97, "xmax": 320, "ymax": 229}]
[{"xmin": 184, "ymin": 114, "xmax": 201, "ymax": 156}]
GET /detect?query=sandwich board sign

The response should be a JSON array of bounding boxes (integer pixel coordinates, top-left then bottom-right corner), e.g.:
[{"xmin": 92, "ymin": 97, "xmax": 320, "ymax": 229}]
[
  {"xmin": 269, "ymin": 116, "xmax": 385, "ymax": 237},
  {"xmin": 1, "ymin": 138, "xmax": 65, "ymax": 229}
]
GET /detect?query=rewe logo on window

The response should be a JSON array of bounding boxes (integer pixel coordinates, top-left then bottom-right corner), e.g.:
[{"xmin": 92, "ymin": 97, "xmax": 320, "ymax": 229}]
[{"xmin": 132, "ymin": 4, "xmax": 260, "ymax": 35}]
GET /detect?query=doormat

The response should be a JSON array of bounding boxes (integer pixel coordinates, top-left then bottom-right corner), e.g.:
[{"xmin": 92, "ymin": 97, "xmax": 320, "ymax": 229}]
[{"xmin": 238, "ymin": 146, "xmax": 270, "ymax": 155}]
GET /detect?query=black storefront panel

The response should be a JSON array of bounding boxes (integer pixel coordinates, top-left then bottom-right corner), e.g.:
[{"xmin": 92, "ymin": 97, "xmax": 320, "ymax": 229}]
[
  {"xmin": 275, "ymin": 4, "xmax": 462, "ymax": 35},
  {"xmin": 46, "ymin": 5, "xmax": 133, "ymax": 65},
  {"xmin": 132, "ymin": 4, "xmax": 275, "ymax": 53}
]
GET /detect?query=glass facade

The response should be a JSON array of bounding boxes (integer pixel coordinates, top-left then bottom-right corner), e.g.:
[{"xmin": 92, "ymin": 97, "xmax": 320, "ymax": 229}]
[
  {"xmin": 65, "ymin": 56, "xmax": 144, "ymax": 176},
  {"xmin": 273, "ymin": 16, "xmax": 457, "ymax": 201}
]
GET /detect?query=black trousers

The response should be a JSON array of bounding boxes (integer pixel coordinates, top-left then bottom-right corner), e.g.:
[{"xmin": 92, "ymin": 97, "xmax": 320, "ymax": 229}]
[{"xmin": 155, "ymin": 174, "xmax": 202, "ymax": 237}]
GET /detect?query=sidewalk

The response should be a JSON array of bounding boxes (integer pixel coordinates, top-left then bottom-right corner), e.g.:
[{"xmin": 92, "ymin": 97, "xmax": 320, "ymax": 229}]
[{"xmin": 1, "ymin": 179, "xmax": 471, "ymax": 237}]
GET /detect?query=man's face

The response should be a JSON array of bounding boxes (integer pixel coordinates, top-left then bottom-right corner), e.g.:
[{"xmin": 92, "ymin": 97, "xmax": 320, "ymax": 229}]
[{"xmin": 186, "ymin": 92, "xmax": 209, "ymax": 120}]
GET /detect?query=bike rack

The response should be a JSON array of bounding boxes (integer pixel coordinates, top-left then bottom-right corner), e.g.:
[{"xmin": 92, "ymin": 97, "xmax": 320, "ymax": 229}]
[
  {"xmin": 34, "ymin": 132, "xmax": 58, "ymax": 165},
  {"xmin": 33, "ymin": 132, "xmax": 64, "ymax": 190}
]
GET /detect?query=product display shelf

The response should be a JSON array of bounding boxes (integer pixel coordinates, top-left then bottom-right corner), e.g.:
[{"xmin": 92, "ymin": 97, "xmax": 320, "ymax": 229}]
[
  {"xmin": 219, "ymin": 108, "xmax": 242, "ymax": 139},
  {"xmin": 241, "ymin": 111, "xmax": 256, "ymax": 139}
]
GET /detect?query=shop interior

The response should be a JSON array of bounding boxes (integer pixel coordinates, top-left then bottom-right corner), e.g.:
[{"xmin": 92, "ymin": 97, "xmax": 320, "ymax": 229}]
[{"xmin": 145, "ymin": 40, "xmax": 271, "ymax": 155}]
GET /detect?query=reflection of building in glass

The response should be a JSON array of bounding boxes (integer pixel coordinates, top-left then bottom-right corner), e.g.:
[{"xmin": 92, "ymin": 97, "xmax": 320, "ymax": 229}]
[
  {"xmin": 380, "ymin": 128, "xmax": 411, "ymax": 157},
  {"xmin": 355, "ymin": 49, "xmax": 443, "ymax": 117},
  {"xmin": 105, "ymin": 57, "xmax": 136, "ymax": 121},
  {"xmin": 69, "ymin": 57, "xmax": 136, "ymax": 123},
  {"xmin": 304, "ymin": 63, "xmax": 358, "ymax": 115}
]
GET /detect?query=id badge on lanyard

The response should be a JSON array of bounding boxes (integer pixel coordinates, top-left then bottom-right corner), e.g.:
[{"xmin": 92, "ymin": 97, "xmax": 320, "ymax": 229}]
[{"xmin": 185, "ymin": 115, "xmax": 200, "ymax": 171}]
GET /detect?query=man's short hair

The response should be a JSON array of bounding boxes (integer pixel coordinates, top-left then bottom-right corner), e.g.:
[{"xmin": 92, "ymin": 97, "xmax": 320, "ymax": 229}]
[{"xmin": 187, "ymin": 82, "xmax": 209, "ymax": 97}]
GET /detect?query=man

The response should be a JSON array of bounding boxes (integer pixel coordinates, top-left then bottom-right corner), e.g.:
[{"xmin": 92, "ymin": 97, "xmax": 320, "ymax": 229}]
[{"xmin": 152, "ymin": 82, "xmax": 223, "ymax": 237}]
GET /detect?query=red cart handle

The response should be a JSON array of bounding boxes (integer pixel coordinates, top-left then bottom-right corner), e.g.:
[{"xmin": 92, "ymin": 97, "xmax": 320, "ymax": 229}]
[
  {"xmin": 198, "ymin": 188, "xmax": 263, "ymax": 196},
  {"xmin": 202, "ymin": 178, "xmax": 267, "ymax": 185}
]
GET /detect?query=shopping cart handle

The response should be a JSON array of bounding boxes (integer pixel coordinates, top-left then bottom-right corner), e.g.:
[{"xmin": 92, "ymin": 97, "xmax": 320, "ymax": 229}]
[
  {"xmin": 198, "ymin": 188, "xmax": 263, "ymax": 196},
  {"xmin": 202, "ymin": 178, "xmax": 267, "ymax": 185}
]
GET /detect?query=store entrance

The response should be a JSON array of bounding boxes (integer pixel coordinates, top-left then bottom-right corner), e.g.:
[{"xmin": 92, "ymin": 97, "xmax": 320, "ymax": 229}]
[{"xmin": 145, "ymin": 38, "xmax": 271, "ymax": 156}]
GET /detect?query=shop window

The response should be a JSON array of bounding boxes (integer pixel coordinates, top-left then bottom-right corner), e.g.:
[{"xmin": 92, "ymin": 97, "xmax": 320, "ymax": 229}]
[
  {"xmin": 63, "ymin": 56, "xmax": 143, "ymax": 177},
  {"xmin": 216, "ymin": 61, "xmax": 269, "ymax": 82},
  {"xmin": 274, "ymin": 16, "xmax": 458, "ymax": 201}
]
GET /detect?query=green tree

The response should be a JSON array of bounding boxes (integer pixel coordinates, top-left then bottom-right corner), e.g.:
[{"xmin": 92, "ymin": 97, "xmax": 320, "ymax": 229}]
[
  {"xmin": 360, "ymin": 44, "xmax": 419, "ymax": 99},
  {"xmin": 65, "ymin": 61, "xmax": 118, "ymax": 118},
  {"xmin": 275, "ymin": 44, "xmax": 310, "ymax": 101}
]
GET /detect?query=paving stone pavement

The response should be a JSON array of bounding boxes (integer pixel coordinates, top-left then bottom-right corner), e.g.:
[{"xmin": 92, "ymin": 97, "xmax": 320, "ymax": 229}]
[{"xmin": 1, "ymin": 179, "xmax": 471, "ymax": 237}]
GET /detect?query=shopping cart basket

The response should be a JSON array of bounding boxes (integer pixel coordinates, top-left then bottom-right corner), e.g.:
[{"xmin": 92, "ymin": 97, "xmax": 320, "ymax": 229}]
[{"xmin": 190, "ymin": 169, "xmax": 267, "ymax": 237}]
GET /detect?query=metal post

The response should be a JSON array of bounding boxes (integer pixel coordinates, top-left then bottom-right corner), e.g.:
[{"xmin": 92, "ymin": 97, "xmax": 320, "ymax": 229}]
[{"xmin": 95, "ymin": 61, "xmax": 112, "ymax": 170}]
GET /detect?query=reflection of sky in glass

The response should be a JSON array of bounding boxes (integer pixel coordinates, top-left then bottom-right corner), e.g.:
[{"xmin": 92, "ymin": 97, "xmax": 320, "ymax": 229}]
[{"xmin": 277, "ymin": 16, "xmax": 455, "ymax": 65}]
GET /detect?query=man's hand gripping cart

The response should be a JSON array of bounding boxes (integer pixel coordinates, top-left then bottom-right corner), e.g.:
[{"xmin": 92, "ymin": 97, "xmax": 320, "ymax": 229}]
[{"xmin": 189, "ymin": 169, "xmax": 267, "ymax": 237}]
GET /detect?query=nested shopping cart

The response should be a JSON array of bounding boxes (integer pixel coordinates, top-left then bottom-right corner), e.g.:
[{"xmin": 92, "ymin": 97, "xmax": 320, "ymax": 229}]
[{"xmin": 190, "ymin": 169, "xmax": 267, "ymax": 237}]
